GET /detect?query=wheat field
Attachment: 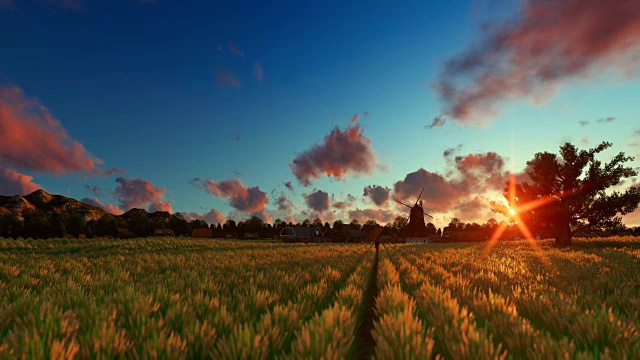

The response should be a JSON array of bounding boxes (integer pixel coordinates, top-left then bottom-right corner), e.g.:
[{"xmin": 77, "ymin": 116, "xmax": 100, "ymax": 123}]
[{"xmin": 0, "ymin": 237, "xmax": 638, "ymax": 359}]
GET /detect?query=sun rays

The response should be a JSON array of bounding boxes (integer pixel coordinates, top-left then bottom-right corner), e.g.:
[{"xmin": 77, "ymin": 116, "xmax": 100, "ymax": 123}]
[{"xmin": 483, "ymin": 174, "xmax": 556, "ymax": 262}]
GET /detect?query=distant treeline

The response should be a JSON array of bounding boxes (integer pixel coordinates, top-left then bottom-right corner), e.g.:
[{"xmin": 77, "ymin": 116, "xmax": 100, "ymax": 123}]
[{"xmin": 1, "ymin": 208, "xmax": 638, "ymax": 240}]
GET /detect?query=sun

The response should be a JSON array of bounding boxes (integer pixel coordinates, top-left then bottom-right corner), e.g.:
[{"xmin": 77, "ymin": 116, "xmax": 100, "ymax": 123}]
[{"xmin": 508, "ymin": 207, "xmax": 516, "ymax": 215}]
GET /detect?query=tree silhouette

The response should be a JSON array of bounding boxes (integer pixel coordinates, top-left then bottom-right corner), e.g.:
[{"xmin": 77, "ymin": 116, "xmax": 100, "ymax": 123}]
[{"xmin": 494, "ymin": 142, "xmax": 640, "ymax": 246}]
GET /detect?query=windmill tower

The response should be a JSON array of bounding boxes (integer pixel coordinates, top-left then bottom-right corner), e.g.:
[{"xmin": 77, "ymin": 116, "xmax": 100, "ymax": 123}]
[{"xmin": 394, "ymin": 188, "xmax": 433, "ymax": 242}]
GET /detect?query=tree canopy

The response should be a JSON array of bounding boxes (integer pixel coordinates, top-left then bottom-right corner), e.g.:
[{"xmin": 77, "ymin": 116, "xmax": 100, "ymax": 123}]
[{"xmin": 493, "ymin": 142, "xmax": 640, "ymax": 246}]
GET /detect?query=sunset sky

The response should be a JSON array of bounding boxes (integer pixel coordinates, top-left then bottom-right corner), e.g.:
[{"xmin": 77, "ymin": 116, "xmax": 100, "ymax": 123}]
[{"xmin": 1, "ymin": 0, "xmax": 639, "ymax": 228}]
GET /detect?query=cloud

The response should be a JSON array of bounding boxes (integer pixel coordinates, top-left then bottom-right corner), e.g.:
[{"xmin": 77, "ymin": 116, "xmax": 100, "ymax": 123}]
[
  {"xmin": 284, "ymin": 181, "xmax": 294, "ymax": 192},
  {"xmin": 0, "ymin": 168, "xmax": 41, "ymax": 196},
  {"xmin": 0, "ymin": 86, "xmax": 118, "ymax": 175},
  {"xmin": 113, "ymin": 177, "xmax": 172, "ymax": 213},
  {"xmin": 394, "ymin": 169, "xmax": 466, "ymax": 213},
  {"xmin": 181, "ymin": 209, "xmax": 226, "ymax": 225},
  {"xmin": 275, "ymin": 192, "xmax": 293, "ymax": 212},
  {"xmin": 81, "ymin": 197, "xmax": 124, "ymax": 215},
  {"xmin": 227, "ymin": 41, "xmax": 244, "ymax": 58},
  {"xmin": 191, "ymin": 177, "xmax": 269, "ymax": 220},
  {"xmin": 290, "ymin": 116, "xmax": 377, "ymax": 186},
  {"xmin": 425, "ymin": 114, "xmax": 447, "ymax": 129},
  {"xmin": 453, "ymin": 151, "xmax": 506, "ymax": 189},
  {"xmin": 305, "ymin": 189, "xmax": 330, "ymax": 213},
  {"xmin": 580, "ymin": 117, "xmax": 616, "ymax": 127},
  {"xmin": 363, "ymin": 185, "xmax": 391, "ymax": 206},
  {"xmin": 443, "ymin": 144, "xmax": 463, "ymax": 158},
  {"xmin": 348, "ymin": 208, "xmax": 398, "ymax": 224},
  {"xmin": 333, "ymin": 201, "xmax": 347, "ymax": 210},
  {"xmin": 394, "ymin": 151, "xmax": 507, "ymax": 216},
  {"xmin": 435, "ymin": 0, "xmax": 640, "ymax": 124},
  {"xmin": 597, "ymin": 117, "xmax": 616, "ymax": 124},
  {"xmin": 215, "ymin": 66, "xmax": 241, "ymax": 89},
  {"xmin": 254, "ymin": 61, "xmax": 264, "ymax": 83},
  {"xmin": 85, "ymin": 184, "xmax": 101, "ymax": 195}
]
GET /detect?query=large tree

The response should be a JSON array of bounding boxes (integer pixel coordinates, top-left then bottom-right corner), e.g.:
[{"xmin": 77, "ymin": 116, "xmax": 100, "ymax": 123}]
[{"xmin": 495, "ymin": 142, "xmax": 640, "ymax": 246}]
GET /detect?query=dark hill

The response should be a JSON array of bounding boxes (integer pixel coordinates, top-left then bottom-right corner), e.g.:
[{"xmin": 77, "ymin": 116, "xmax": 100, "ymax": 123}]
[{"xmin": 0, "ymin": 189, "xmax": 108, "ymax": 221}]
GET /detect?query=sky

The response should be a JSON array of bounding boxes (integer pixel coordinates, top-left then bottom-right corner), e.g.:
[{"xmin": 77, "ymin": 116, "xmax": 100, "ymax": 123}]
[{"xmin": 1, "ymin": 0, "xmax": 640, "ymax": 229}]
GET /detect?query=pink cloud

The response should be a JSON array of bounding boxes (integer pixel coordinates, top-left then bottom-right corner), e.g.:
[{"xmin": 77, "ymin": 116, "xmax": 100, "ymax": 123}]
[
  {"xmin": 290, "ymin": 116, "xmax": 377, "ymax": 186},
  {"xmin": 0, "ymin": 86, "xmax": 118, "ymax": 175},
  {"xmin": 81, "ymin": 197, "xmax": 124, "ymax": 215},
  {"xmin": 181, "ymin": 209, "xmax": 226, "ymax": 225},
  {"xmin": 0, "ymin": 167, "xmax": 41, "ymax": 196},
  {"xmin": 113, "ymin": 177, "xmax": 172, "ymax": 213},
  {"xmin": 191, "ymin": 177, "xmax": 269, "ymax": 220},
  {"xmin": 436, "ymin": 0, "xmax": 640, "ymax": 124},
  {"xmin": 227, "ymin": 41, "xmax": 245, "ymax": 58}
]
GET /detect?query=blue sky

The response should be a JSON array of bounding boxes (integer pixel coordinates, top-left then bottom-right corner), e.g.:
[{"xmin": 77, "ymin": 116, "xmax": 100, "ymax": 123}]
[{"xmin": 1, "ymin": 0, "xmax": 639, "ymax": 228}]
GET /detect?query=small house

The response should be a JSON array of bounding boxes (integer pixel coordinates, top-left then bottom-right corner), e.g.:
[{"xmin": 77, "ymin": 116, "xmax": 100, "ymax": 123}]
[
  {"xmin": 244, "ymin": 232, "xmax": 259, "ymax": 239},
  {"xmin": 280, "ymin": 227, "xmax": 324, "ymax": 243},
  {"xmin": 346, "ymin": 229, "xmax": 368, "ymax": 243},
  {"xmin": 365, "ymin": 227, "xmax": 398, "ymax": 243},
  {"xmin": 154, "ymin": 228, "xmax": 175, "ymax": 237},
  {"xmin": 192, "ymin": 228, "xmax": 211, "ymax": 238},
  {"xmin": 214, "ymin": 231, "xmax": 238, "ymax": 239}
]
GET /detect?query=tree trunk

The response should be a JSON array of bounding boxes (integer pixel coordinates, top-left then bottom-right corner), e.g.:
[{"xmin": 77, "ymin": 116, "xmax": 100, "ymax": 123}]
[{"xmin": 554, "ymin": 222, "xmax": 572, "ymax": 247}]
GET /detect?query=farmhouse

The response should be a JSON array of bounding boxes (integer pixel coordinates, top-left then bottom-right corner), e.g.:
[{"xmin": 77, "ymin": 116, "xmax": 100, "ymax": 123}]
[
  {"xmin": 365, "ymin": 227, "xmax": 398, "ymax": 243},
  {"xmin": 153, "ymin": 228, "xmax": 175, "ymax": 236},
  {"xmin": 192, "ymin": 228, "xmax": 211, "ymax": 238},
  {"xmin": 214, "ymin": 231, "xmax": 238, "ymax": 239},
  {"xmin": 280, "ymin": 226, "xmax": 324, "ymax": 243}
]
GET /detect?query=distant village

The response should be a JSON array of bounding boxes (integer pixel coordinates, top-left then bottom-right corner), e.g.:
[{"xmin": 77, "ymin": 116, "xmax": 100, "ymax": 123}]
[{"xmin": 1, "ymin": 190, "xmax": 638, "ymax": 242}]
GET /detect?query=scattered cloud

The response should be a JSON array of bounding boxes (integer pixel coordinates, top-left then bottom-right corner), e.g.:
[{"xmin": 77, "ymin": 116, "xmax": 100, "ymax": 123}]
[
  {"xmin": 597, "ymin": 117, "xmax": 616, "ymax": 124},
  {"xmin": 333, "ymin": 201, "xmax": 347, "ymax": 210},
  {"xmin": 284, "ymin": 181, "xmax": 294, "ymax": 192},
  {"xmin": 81, "ymin": 197, "xmax": 124, "ymax": 215},
  {"xmin": 393, "ymin": 151, "xmax": 509, "ymax": 222},
  {"xmin": 435, "ymin": 1, "xmax": 640, "ymax": 124},
  {"xmin": 363, "ymin": 185, "xmax": 391, "ymax": 206},
  {"xmin": 305, "ymin": 189, "xmax": 330, "ymax": 213},
  {"xmin": 425, "ymin": 114, "xmax": 447, "ymax": 129},
  {"xmin": 0, "ymin": 86, "xmax": 119, "ymax": 175},
  {"xmin": 0, "ymin": 167, "xmax": 41, "ymax": 196},
  {"xmin": 181, "ymin": 209, "xmax": 226, "ymax": 225},
  {"xmin": 443, "ymin": 144, "xmax": 463, "ymax": 158},
  {"xmin": 191, "ymin": 177, "xmax": 269, "ymax": 220},
  {"xmin": 348, "ymin": 208, "xmax": 397, "ymax": 224},
  {"xmin": 227, "ymin": 41, "xmax": 244, "ymax": 58},
  {"xmin": 254, "ymin": 61, "xmax": 264, "ymax": 83},
  {"xmin": 114, "ymin": 177, "xmax": 172, "ymax": 213},
  {"xmin": 215, "ymin": 65, "xmax": 241, "ymax": 89},
  {"xmin": 85, "ymin": 184, "xmax": 101, "ymax": 195},
  {"xmin": 275, "ymin": 192, "xmax": 293, "ymax": 212},
  {"xmin": 290, "ymin": 115, "xmax": 377, "ymax": 186},
  {"xmin": 580, "ymin": 117, "xmax": 616, "ymax": 127}
]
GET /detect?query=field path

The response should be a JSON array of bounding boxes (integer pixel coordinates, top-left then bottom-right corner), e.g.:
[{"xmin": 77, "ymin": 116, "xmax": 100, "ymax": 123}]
[{"xmin": 347, "ymin": 248, "xmax": 379, "ymax": 359}]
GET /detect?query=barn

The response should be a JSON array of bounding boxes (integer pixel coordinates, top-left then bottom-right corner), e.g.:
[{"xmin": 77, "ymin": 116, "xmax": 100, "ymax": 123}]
[
  {"xmin": 280, "ymin": 227, "xmax": 324, "ymax": 243},
  {"xmin": 192, "ymin": 228, "xmax": 211, "ymax": 238}
]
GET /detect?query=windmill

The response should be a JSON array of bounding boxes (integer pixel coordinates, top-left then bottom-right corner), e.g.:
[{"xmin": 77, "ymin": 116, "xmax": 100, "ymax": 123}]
[{"xmin": 394, "ymin": 188, "xmax": 433, "ymax": 238}]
